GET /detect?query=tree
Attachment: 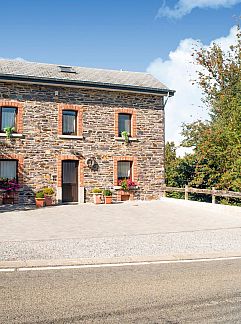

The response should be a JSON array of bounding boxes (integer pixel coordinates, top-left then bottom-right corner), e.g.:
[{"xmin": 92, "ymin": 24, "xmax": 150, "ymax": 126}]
[{"xmin": 181, "ymin": 25, "xmax": 241, "ymax": 192}]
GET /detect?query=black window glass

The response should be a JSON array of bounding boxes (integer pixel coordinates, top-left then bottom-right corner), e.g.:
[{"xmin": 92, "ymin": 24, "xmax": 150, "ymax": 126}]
[
  {"xmin": 0, "ymin": 160, "xmax": 17, "ymax": 179},
  {"xmin": 62, "ymin": 110, "xmax": 77, "ymax": 135},
  {"xmin": 117, "ymin": 161, "xmax": 132, "ymax": 180},
  {"xmin": 118, "ymin": 114, "xmax": 131, "ymax": 137},
  {"xmin": 0, "ymin": 107, "xmax": 17, "ymax": 131}
]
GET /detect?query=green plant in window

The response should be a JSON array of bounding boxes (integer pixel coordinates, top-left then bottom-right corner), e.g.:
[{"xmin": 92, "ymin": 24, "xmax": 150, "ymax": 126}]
[
  {"xmin": 121, "ymin": 131, "xmax": 129, "ymax": 143},
  {"xmin": 4, "ymin": 127, "xmax": 15, "ymax": 139}
]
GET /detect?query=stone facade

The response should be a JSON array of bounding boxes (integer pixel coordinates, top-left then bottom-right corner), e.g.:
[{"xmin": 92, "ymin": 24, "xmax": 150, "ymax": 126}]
[{"xmin": 0, "ymin": 81, "xmax": 165, "ymax": 204}]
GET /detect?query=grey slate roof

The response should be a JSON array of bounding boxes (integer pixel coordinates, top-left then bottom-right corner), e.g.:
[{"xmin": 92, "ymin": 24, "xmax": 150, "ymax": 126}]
[{"xmin": 0, "ymin": 59, "xmax": 174, "ymax": 95}]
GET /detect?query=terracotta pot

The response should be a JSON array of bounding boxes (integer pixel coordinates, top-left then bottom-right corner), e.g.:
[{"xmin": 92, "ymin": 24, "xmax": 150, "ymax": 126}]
[
  {"xmin": 35, "ymin": 198, "xmax": 45, "ymax": 208},
  {"xmin": 104, "ymin": 196, "xmax": 112, "ymax": 204},
  {"xmin": 93, "ymin": 194, "xmax": 102, "ymax": 204},
  {"xmin": 44, "ymin": 195, "xmax": 53, "ymax": 206}
]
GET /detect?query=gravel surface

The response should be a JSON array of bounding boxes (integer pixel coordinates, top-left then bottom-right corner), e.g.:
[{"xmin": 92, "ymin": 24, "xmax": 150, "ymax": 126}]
[
  {"xmin": 1, "ymin": 198, "xmax": 241, "ymax": 261},
  {"xmin": 1, "ymin": 228, "xmax": 241, "ymax": 261}
]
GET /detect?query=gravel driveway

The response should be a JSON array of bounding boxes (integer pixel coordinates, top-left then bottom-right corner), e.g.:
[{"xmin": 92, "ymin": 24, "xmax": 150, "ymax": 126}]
[{"xmin": 0, "ymin": 198, "xmax": 241, "ymax": 262}]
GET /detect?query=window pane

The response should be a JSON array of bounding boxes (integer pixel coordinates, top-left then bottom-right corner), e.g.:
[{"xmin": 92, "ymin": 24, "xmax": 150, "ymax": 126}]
[
  {"xmin": 0, "ymin": 160, "xmax": 17, "ymax": 179},
  {"xmin": 1, "ymin": 107, "xmax": 16, "ymax": 130},
  {"xmin": 118, "ymin": 161, "xmax": 131, "ymax": 180},
  {"xmin": 118, "ymin": 114, "xmax": 131, "ymax": 136},
  {"xmin": 62, "ymin": 161, "xmax": 77, "ymax": 184},
  {"xmin": 63, "ymin": 110, "xmax": 77, "ymax": 135}
]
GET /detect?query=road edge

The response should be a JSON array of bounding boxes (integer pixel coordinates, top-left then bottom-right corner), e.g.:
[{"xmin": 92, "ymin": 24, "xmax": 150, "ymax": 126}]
[{"xmin": 1, "ymin": 252, "xmax": 241, "ymax": 270}]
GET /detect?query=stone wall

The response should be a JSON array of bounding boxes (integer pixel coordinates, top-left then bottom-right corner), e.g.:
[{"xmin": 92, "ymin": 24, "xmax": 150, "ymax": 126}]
[{"xmin": 0, "ymin": 81, "xmax": 165, "ymax": 204}]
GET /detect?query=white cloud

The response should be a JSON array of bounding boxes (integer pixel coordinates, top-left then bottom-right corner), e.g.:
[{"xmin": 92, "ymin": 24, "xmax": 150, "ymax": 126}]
[
  {"xmin": 157, "ymin": 0, "xmax": 241, "ymax": 18},
  {"xmin": 0, "ymin": 57, "xmax": 27, "ymax": 62},
  {"xmin": 147, "ymin": 26, "xmax": 238, "ymax": 154}
]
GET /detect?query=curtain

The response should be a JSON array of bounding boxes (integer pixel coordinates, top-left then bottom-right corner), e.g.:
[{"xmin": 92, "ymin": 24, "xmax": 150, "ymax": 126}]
[
  {"xmin": 1, "ymin": 108, "xmax": 16, "ymax": 130},
  {"xmin": 63, "ymin": 111, "xmax": 76, "ymax": 135},
  {"xmin": 118, "ymin": 114, "xmax": 131, "ymax": 136},
  {"xmin": 118, "ymin": 161, "xmax": 131, "ymax": 179},
  {"xmin": 0, "ymin": 161, "xmax": 17, "ymax": 179}
]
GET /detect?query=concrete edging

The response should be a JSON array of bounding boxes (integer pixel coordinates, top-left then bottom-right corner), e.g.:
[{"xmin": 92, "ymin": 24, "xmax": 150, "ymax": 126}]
[{"xmin": 1, "ymin": 251, "xmax": 241, "ymax": 270}]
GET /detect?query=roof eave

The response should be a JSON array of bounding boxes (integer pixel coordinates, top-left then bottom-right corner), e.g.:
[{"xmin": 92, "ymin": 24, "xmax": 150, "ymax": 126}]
[{"xmin": 0, "ymin": 74, "xmax": 175, "ymax": 96}]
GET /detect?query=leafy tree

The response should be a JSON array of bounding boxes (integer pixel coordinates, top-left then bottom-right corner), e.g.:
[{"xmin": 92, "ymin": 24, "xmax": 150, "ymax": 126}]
[{"xmin": 181, "ymin": 25, "xmax": 241, "ymax": 192}]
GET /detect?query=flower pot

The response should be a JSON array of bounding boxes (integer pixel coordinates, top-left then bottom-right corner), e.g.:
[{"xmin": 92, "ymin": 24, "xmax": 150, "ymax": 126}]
[
  {"xmin": 104, "ymin": 196, "xmax": 112, "ymax": 204},
  {"xmin": 93, "ymin": 194, "xmax": 102, "ymax": 204},
  {"xmin": 44, "ymin": 195, "xmax": 53, "ymax": 206},
  {"xmin": 35, "ymin": 198, "xmax": 45, "ymax": 208}
]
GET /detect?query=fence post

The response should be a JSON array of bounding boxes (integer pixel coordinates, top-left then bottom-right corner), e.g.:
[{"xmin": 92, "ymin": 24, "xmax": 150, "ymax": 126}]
[
  {"xmin": 185, "ymin": 185, "xmax": 189, "ymax": 200},
  {"xmin": 212, "ymin": 187, "xmax": 216, "ymax": 204},
  {"xmin": 162, "ymin": 184, "xmax": 166, "ymax": 198}
]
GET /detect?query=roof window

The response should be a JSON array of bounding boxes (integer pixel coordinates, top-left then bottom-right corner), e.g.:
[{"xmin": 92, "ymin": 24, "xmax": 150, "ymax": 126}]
[{"xmin": 58, "ymin": 66, "xmax": 76, "ymax": 73}]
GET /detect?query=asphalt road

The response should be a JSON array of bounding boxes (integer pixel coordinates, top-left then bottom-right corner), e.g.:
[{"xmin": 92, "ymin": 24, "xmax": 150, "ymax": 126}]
[{"xmin": 1, "ymin": 259, "xmax": 241, "ymax": 323}]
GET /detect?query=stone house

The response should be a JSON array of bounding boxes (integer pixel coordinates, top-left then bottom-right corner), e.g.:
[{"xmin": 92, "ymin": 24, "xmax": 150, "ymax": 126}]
[{"xmin": 0, "ymin": 59, "xmax": 174, "ymax": 204}]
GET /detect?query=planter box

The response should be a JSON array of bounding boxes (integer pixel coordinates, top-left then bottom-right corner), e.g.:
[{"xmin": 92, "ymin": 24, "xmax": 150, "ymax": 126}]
[
  {"xmin": 35, "ymin": 198, "xmax": 45, "ymax": 208},
  {"xmin": 93, "ymin": 194, "xmax": 103, "ymax": 204},
  {"xmin": 104, "ymin": 196, "xmax": 112, "ymax": 204},
  {"xmin": 114, "ymin": 186, "xmax": 139, "ymax": 190},
  {"xmin": 44, "ymin": 195, "xmax": 53, "ymax": 206}
]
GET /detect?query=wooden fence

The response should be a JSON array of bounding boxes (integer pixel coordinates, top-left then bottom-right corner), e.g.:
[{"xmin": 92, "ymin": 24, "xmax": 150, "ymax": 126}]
[{"xmin": 162, "ymin": 185, "xmax": 241, "ymax": 204}]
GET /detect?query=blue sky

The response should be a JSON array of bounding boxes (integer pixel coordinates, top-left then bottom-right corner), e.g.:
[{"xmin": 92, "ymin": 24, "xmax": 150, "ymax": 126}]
[
  {"xmin": 1, "ymin": 0, "xmax": 240, "ymax": 147},
  {"xmin": 1, "ymin": 0, "xmax": 240, "ymax": 71}
]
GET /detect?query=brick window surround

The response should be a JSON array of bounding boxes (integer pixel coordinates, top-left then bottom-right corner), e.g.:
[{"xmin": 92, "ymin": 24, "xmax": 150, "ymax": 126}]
[
  {"xmin": 0, "ymin": 100, "xmax": 23, "ymax": 133},
  {"xmin": 114, "ymin": 108, "xmax": 137, "ymax": 138},
  {"xmin": 58, "ymin": 104, "xmax": 83, "ymax": 136},
  {"xmin": 0, "ymin": 154, "xmax": 24, "ymax": 185},
  {"xmin": 57, "ymin": 155, "xmax": 84, "ymax": 187},
  {"xmin": 113, "ymin": 156, "xmax": 137, "ymax": 186}
]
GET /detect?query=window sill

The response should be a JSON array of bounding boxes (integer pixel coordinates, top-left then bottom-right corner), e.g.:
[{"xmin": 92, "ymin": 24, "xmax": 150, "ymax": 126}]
[
  {"xmin": 114, "ymin": 137, "xmax": 138, "ymax": 142},
  {"xmin": 0, "ymin": 133, "xmax": 24, "ymax": 138},
  {"xmin": 58, "ymin": 135, "xmax": 84, "ymax": 140},
  {"xmin": 114, "ymin": 186, "xmax": 139, "ymax": 190}
]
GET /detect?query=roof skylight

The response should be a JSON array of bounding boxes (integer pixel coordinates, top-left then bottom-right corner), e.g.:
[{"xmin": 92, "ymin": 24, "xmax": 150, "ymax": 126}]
[{"xmin": 58, "ymin": 66, "xmax": 76, "ymax": 73}]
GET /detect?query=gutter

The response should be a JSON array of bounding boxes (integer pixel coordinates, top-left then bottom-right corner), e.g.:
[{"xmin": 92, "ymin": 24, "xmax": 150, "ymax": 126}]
[{"xmin": 0, "ymin": 74, "xmax": 175, "ymax": 97}]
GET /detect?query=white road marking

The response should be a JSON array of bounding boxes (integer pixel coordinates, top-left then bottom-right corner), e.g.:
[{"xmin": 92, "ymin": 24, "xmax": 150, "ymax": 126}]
[
  {"xmin": 14, "ymin": 255, "xmax": 241, "ymax": 272},
  {"xmin": 1, "ymin": 256, "xmax": 241, "ymax": 273},
  {"xmin": 0, "ymin": 268, "xmax": 15, "ymax": 273}
]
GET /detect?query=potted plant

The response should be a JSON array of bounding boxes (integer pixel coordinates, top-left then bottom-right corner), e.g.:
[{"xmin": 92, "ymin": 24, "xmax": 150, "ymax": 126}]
[
  {"xmin": 121, "ymin": 131, "xmax": 129, "ymax": 144},
  {"xmin": 91, "ymin": 188, "xmax": 103, "ymax": 204},
  {"xmin": 4, "ymin": 126, "xmax": 15, "ymax": 139},
  {"xmin": 102, "ymin": 189, "xmax": 112, "ymax": 204},
  {"xmin": 35, "ymin": 190, "xmax": 45, "ymax": 208},
  {"xmin": 118, "ymin": 179, "xmax": 138, "ymax": 190},
  {"xmin": 0, "ymin": 178, "xmax": 20, "ymax": 204},
  {"xmin": 42, "ymin": 187, "xmax": 55, "ymax": 206}
]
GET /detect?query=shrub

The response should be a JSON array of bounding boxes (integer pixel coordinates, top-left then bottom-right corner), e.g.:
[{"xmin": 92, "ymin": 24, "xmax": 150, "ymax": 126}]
[
  {"xmin": 91, "ymin": 188, "xmax": 103, "ymax": 194},
  {"xmin": 102, "ymin": 189, "xmax": 112, "ymax": 196},
  {"xmin": 36, "ymin": 191, "xmax": 44, "ymax": 199},
  {"xmin": 42, "ymin": 187, "xmax": 54, "ymax": 196}
]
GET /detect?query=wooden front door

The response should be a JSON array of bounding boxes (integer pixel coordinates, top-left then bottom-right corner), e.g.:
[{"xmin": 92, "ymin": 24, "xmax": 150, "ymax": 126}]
[{"xmin": 62, "ymin": 160, "xmax": 78, "ymax": 203}]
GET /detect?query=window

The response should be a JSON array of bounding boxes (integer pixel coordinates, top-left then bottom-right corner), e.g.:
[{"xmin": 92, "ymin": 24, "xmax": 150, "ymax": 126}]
[
  {"xmin": 118, "ymin": 114, "xmax": 131, "ymax": 137},
  {"xmin": 62, "ymin": 110, "xmax": 77, "ymax": 135},
  {"xmin": 0, "ymin": 160, "xmax": 17, "ymax": 179},
  {"xmin": 117, "ymin": 161, "xmax": 132, "ymax": 180},
  {"xmin": 58, "ymin": 66, "xmax": 76, "ymax": 73},
  {"xmin": 0, "ymin": 107, "xmax": 17, "ymax": 132}
]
